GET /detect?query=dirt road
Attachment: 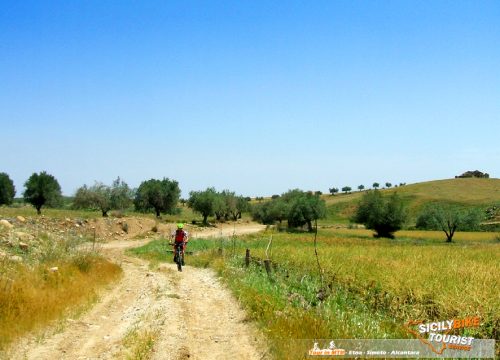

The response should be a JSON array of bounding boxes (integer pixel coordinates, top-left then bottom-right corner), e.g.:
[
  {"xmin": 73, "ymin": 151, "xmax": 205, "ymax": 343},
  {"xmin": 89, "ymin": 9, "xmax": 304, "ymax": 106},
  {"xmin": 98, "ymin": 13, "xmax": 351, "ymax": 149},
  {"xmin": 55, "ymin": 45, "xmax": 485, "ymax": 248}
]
[{"xmin": 9, "ymin": 223, "xmax": 267, "ymax": 360}]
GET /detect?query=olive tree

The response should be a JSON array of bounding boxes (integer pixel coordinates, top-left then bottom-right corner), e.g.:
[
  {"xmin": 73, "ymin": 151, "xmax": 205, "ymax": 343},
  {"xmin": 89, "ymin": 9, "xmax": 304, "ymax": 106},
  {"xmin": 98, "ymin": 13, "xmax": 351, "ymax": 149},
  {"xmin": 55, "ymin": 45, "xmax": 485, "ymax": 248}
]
[
  {"xmin": 282, "ymin": 189, "xmax": 326, "ymax": 232},
  {"xmin": 188, "ymin": 187, "xmax": 218, "ymax": 225},
  {"xmin": 23, "ymin": 171, "xmax": 62, "ymax": 214},
  {"xmin": 342, "ymin": 186, "xmax": 352, "ymax": 194},
  {"xmin": 74, "ymin": 177, "xmax": 133, "ymax": 217},
  {"xmin": 352, "ymin": 190, "xmax": 407, "ymax": 238},
  {"xmin": 416, "ymin": 204, "xmax": 482, "ymax": 242},
  {"xmin": 329, "ymin": 187, "xmax": 339, "ymax": 196},
  {"xmin": 0, "ymin": 172, "xmax": 15, "ymax": 205},
  {"xmin": 134, "ymin": 178, "xmax": 180, "ymax": 217}
]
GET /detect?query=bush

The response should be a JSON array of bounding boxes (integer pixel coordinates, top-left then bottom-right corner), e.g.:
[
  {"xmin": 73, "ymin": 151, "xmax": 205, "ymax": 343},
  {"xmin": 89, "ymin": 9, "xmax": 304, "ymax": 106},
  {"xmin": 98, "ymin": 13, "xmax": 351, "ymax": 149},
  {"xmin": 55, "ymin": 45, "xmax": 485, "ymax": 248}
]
[{"xmin": 352, "ymin": 190, "xmax": 407, "ymax": 238}]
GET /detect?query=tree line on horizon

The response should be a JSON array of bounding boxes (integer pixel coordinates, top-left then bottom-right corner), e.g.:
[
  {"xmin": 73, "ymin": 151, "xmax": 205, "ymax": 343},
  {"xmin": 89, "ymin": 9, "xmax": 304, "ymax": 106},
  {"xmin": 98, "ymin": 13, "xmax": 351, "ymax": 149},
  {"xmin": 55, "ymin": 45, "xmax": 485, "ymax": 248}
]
[
  {"xmin": 328, "ymin": 182, "xmax": 407, "ymax": 195},
  {"xmin": 0, "ymin": 171, "xmax": 252, "ymax": 225},
  {"xmin": 0, "ymin": 171, "xmax": 488, "ymax": 240}
]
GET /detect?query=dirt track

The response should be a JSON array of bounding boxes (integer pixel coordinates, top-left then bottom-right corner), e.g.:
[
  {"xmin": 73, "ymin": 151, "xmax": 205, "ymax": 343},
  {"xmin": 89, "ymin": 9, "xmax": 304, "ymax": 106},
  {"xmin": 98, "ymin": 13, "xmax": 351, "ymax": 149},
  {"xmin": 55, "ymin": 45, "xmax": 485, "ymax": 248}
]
[{"xmin": 9, "ymin": 223, "xmax": 267, "ymax": 360}]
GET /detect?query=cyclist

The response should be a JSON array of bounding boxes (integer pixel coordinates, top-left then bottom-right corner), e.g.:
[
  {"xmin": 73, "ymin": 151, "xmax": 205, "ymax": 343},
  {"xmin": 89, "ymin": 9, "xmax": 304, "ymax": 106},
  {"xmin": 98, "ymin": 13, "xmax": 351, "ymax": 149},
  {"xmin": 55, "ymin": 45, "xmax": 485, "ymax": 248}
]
[{"xmin": 171, "ymin": 223, "xmax": 189, "ymax": 265}]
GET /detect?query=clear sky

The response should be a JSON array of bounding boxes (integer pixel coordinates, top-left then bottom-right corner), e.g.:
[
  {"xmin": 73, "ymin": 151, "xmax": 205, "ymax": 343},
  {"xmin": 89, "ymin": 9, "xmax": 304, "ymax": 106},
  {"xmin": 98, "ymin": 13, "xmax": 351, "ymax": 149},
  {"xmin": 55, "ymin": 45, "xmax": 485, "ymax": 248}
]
[{"xmin": 1, "ymin": 1, "xmax": 499, "ymax": 197}]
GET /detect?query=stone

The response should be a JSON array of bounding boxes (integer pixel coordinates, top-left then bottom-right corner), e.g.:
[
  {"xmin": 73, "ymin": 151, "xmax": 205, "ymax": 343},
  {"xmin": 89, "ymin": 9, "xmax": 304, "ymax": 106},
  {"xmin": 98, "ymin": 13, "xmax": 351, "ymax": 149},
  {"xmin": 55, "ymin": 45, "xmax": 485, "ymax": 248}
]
[
  {"xmin": 49, "ymin": 267, "xmax": 59, "ymax": 272},
  {"xmin": 0, "ymin": 220, "xmax": 13, "ymax": 229},
  {"xmin": 16, "ymin": 216, "xmax": 26, "ymax": 223},
  {"xmin": 19, "ymin": 242, "xmax": 29, "ymax": 251},
  {"xmin": 10, "ymin": 255, "xmax": 23, "ymax": 262}
]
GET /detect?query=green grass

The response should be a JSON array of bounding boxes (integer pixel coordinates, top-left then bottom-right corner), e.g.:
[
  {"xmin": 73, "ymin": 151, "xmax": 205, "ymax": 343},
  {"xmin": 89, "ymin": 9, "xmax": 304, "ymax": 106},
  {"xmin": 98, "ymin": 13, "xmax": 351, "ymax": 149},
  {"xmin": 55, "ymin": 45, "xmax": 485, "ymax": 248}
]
[{"xmin": 129, "ymin": 227, "xmax": 499, "ymax": 359}]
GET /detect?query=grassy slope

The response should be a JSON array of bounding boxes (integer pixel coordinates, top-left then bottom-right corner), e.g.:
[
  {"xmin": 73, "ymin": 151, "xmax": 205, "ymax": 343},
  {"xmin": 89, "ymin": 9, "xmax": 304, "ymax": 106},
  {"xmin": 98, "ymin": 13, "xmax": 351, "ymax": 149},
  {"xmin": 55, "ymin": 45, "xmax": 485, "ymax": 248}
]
[{"xmin": 321, "ymin": 178, "xmax": 500, "ymax": 224}]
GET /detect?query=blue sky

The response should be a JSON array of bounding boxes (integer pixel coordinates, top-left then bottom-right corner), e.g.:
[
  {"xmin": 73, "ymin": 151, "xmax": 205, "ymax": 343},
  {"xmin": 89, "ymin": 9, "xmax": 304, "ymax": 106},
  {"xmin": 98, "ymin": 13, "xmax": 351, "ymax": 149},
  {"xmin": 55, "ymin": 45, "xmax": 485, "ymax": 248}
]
[{"xmin": 1, "ymin": 1, "xmax": 499, "ymax": 197}]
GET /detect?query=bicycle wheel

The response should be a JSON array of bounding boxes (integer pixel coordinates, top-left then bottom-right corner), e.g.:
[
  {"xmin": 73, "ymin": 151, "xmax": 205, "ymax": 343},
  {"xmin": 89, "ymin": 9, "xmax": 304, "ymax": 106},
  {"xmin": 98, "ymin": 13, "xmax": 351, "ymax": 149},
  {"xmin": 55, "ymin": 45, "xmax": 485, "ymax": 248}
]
[{"xmin": 177, "ymin": 249, "xmax": 182, "ymax": 272}]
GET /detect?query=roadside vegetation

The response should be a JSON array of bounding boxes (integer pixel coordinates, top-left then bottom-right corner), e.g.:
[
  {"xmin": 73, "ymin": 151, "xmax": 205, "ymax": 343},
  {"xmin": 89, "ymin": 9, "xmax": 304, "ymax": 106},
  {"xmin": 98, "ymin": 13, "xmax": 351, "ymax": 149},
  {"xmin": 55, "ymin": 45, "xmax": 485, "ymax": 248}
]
[{"xmin": 0, "ymin": 230, "xmax": 121, "ymax": 351}]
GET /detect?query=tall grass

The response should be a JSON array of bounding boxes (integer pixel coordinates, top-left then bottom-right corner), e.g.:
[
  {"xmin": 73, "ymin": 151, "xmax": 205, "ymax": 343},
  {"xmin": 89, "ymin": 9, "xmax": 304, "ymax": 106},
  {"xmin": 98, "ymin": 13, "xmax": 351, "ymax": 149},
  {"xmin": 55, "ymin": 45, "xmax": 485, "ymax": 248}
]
[
  {"xmin": 130, "ymin": 229, "xmax": 499, "ymax": 359},
  {"xmin": 0, "ymin": 233, "xmax": 122, "ymax": 351}
]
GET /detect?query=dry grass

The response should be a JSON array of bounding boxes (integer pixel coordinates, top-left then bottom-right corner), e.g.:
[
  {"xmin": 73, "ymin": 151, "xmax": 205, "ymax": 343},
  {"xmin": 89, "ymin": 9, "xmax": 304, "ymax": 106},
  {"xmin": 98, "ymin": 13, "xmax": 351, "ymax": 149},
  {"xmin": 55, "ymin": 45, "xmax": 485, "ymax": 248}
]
[
  {"xmin": 330, "ymin": 228, "xmax": 499, "ymax": 243},
  {"xmin": 384, "ymin": 178, "xmax": 500, "ymax": 205},
  {"xmin": 320, "ymin": 178, "xmax": 500, "ymax": 224},
  {"xmin": 122, "ymin": 326, "xmax": 159, "ymax": 360},
  {"xmin": 323, "ymin": 178, "xmax": 500, "ymax": 205},
  {"xmin": 0, "ymin": 257, "xmax": 121, "ymax": 350}
]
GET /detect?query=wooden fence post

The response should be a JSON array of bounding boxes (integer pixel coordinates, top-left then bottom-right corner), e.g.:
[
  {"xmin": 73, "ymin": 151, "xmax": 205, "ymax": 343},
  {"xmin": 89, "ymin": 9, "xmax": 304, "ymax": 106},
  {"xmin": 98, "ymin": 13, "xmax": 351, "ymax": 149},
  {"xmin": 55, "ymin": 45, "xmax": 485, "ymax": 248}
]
[
  {"xmin": 245, "ymin": 249, "xmax": 250, "ymax": 267},
  {"xmin": 264, "ymin": 259, "xmax": 272, "ymax": 276}
]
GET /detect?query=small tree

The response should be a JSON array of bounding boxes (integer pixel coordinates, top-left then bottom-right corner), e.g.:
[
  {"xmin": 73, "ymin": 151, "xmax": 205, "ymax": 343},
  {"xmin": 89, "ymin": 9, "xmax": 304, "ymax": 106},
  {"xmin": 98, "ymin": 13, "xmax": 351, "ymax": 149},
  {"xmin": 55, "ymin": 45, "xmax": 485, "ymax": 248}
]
[
  {"xmin": 341, "ymin": 186, "xmax": 351, "ymax": 194},
  {"xmin": 110, "ymin": 177, "xmax": 133, "ymax": 211},
  {"xmin": 358, "ymin": 185, "xmax": 365, "ymax": 192},
  {"xmin": 23, "ymin": 171, "xmax": 62, "ymax": 214},
  {"xmin": 0, "ymin": 172, "xmax": 16, "ymax": 205},
  {"xmin": 329, "ymin": 187, "xmax": 339, "ymax": 196},
  {"xmin": 188, "ymin": 187, "xmax": 217, "ymax": 224},
  {"xmin": 74, "ymin": 177, "xmax": 133, "ymax": 217},
  {"xmin": 134, "ymin": 178, "xmax": 180, "ymax": 217},
  {"xmin": 235, "ymin": 195, "xmax": 251, "ymax": 220},
  {"xmin": 352, "ymin": 190, "xmax": 407, "ymax": 238},
  {"xmin": 213, "ymin": 193, "xmax": 228, "ymax": 221},
  {"xmin": 284, "ymin": 190, "xmax": 326, "ymax": 232},
  {"xmin": 268, "ymin": 198, "xmax": 288, "ymax": 224},
  {"xmin": 385, "ymin": 182, "xmax": 392, "ymax": 188},
  {"xmin": 373, "ymin": 182, "xmax": 379, "ymax": 189},
  {"xmin": 416, "ymin": 205, "xmax": 482, "ymax": 242}
]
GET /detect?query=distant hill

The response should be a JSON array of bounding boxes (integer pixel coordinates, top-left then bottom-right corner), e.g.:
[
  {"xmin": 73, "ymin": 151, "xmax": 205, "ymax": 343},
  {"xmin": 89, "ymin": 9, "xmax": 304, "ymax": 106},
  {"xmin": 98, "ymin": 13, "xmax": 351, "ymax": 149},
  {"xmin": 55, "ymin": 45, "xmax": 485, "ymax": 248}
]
[{"xmin": 322, "ymin": 178, "xmax": 500, "ymax": 224}]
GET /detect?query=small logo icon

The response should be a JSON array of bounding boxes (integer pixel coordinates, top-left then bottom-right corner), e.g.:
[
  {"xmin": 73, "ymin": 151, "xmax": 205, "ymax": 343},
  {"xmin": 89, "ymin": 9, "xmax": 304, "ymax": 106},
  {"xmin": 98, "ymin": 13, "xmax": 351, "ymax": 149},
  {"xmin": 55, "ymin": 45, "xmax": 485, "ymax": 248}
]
[{"xmin": 308, "ymin": 340, "xmax": 346, "ymax": 356}]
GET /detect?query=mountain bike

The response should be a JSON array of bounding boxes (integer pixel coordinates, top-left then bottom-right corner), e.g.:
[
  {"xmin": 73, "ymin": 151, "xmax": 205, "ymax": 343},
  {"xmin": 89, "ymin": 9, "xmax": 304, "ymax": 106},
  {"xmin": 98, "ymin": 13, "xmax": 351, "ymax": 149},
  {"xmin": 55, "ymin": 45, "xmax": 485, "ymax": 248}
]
[{"xmin": 173, "ymin": 242, "xmax": 185, "ymax": 272}]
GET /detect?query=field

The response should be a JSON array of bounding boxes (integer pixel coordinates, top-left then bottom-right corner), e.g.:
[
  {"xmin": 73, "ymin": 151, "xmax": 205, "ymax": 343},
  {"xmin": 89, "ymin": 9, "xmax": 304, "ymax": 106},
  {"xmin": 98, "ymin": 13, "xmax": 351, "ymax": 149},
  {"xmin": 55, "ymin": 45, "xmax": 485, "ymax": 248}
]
[
  {"xmin": 132, "ymin": 227, "xmax": 500, "ymax": 359},
  {"xmin": 1, "ymin": 177, "xmax": 499, "ymax": 358}
]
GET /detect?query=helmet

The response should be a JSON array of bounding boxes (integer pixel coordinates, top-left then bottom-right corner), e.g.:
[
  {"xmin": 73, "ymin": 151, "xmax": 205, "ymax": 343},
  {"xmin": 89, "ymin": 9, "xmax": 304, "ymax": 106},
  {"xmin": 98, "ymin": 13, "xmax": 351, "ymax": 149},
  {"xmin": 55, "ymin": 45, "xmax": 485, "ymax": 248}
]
[{"xmin": 177, "ymin": 223, "xmax": 184, "ymax": 229}]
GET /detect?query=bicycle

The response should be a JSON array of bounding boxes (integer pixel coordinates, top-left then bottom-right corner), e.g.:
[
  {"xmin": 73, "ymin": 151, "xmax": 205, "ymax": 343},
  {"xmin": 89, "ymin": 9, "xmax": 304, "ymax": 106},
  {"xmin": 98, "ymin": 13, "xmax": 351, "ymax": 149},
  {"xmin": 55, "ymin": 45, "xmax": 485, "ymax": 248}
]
[{"xmin": 172, "ymin": 242, "xmax": 185, "ymax": 272}]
